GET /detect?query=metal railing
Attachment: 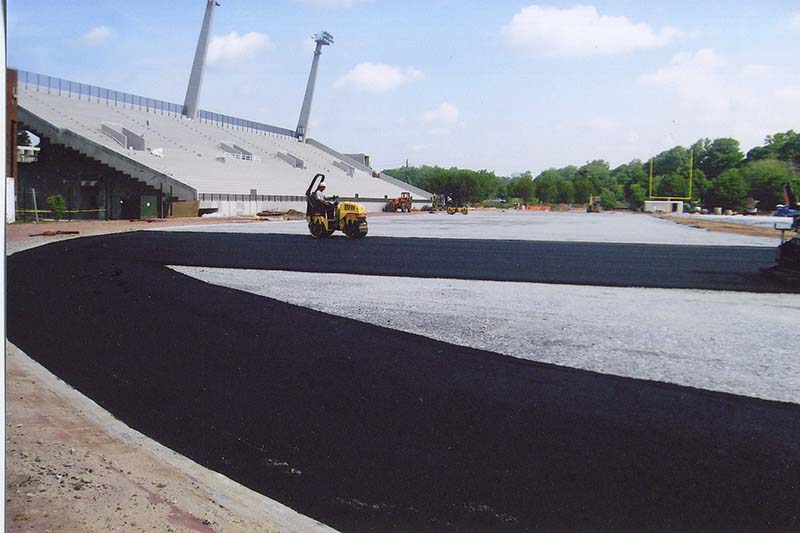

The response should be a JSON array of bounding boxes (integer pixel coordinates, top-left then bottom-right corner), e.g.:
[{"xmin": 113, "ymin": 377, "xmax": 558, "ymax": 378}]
[
  {"xmin": 198, "ymin": 193, "xmax": 391, "ymax": 203},
  {"xmin": 215, "ymin": 151, "xmax": 262, "ymax": 162},
  {"xmin": 200, "ymin": 193, "xmax": 305, "ymax": 202},
  {"xmin": 305, "ymin": 138, "xmax": 372, "ymax": 173},
  {"xmin": 16, "ymin": 69, "xmax": 297, "ymax": 139}
]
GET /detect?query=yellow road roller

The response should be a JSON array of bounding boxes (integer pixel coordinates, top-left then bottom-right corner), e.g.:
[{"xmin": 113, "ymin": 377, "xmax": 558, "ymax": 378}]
[{"xmin": 304, "ymin": 173, "xmax": 368, "ymax": 238}]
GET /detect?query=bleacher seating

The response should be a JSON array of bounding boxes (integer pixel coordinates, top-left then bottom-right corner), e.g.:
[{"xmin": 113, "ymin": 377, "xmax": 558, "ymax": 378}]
[{"xmin": 16, "ymin": 77, "xmax": 428, "ymax": 212}]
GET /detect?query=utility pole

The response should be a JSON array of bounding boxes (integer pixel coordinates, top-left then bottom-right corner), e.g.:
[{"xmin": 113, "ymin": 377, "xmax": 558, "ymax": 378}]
[
  {"xmin": 31, "ymin": 188, "xmax": 39, "ymax": 223},
  {"xmin": 183, "ymin": 0, "xmax": 219, "ymax": 119},
  {"xmin": 405, "ymin": 159, "xmax": 409, "ymax": 182},
  {"xmin": 296, "ymin": 31, "xmax": 334, "ymax": 141}
]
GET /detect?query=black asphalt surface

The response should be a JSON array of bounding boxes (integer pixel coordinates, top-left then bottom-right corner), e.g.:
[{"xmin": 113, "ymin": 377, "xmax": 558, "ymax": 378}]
[{"xmin": 8, "ymin": 231, "xmax": 800, "ymax": 531}]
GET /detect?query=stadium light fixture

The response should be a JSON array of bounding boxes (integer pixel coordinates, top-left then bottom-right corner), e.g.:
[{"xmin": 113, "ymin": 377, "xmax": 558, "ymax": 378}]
[
  {"xmin": 314, "ymin": 32, "xmax": 334, "ymax": 46},
  {"xmin": 296, "ymin": 31, "xmax": 335, "ymax": 140},
  {"xmin": 183, "ymin": 0, "xmax": 220, "ymax": 118}
]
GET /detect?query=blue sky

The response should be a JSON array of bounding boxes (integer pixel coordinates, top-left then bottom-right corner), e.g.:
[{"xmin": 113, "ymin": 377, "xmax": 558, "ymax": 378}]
[{"xmin": 9, "ymin": 1, "xmax": 800, "ymax": 175}]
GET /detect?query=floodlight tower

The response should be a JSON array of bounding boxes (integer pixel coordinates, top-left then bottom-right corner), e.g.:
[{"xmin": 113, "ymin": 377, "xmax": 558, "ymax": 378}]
[
  {"xmin": 296, "ymin": 31, "xmax": 334, "ymax": 141},
  {"xmin": 183, "ymin": 0, "xmax": 219, "ymax": 119}
]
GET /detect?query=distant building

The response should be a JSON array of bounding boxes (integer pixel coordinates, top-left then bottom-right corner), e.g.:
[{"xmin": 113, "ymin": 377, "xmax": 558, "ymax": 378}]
[
  {"xmin": 7, "ymin": 68, "xmax": 19, "ymax": 222},
  {"xmin": 7, "ymin": 68, "xmax": 20, "ymax": 176},
  {"xmin": 644, "ymin": 200, "xmax": 683, "ymax": 213},
  {"xmin": 17, "ymin": 145, "xmax": 39, "ymax": 163}
]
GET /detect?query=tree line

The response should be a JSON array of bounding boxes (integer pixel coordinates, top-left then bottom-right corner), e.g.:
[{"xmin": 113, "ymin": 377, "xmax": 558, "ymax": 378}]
[{"xmin": 382, "ymin": 130, "xmax": 800, "ymax": 211}]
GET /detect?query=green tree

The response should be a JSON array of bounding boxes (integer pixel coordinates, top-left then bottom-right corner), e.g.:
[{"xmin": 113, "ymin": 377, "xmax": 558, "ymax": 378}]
[
  {"xmin": 495, "ymin": 177, "xmax": 512, "ymax": 199},
  {"xmin": 748, "ymin": 130, "xmax": 800, "ymax": 166},
  {"xmin": 611, "ymin": 160, "xmax": 647, "ymax": 202},
  {"xmin": 555, "ymin": 165, "xmax": 579, "ymax": 181},
  {"xmin": 577, "ymin": 160, "xmax": 611, "ymax": 195},
  {"xmin": 648, "ymin": 145, "xmax": 702, "ymax": 200},
  {"xmin": 690, "ymin": 138, "xmax": 710, "ymax": 169},
  {"xmin": 775, "ymin": 133, "xmax": 800, "ymax": 165},
  {"xmin": 556, "ymin": 179, "xmax": 575, "ymax": 204},
  {"xmin": 534, "ymin": 170, "xmax": 560, "ymax": 203},
  {"xmin": 704, "ymin": 169, "xmax": 749, "ymax": 210},
  {"xmin": 473, "ymin": 169, "xmax": 500, "ymax": 202},
  {"xmin": 746, "ymin": 145, "xmax": 771, "ymax": 162},
  {"xmin": 628, "ymin": 183, "xmax": 647, "ymax": 211},
  {"xmin": 47, "ymin": 194, "xmax": 66, "ymax": 221},
  {"xmin": 384, "ymin": 165, "xmax": 500, "ymax": 205},
  {"xmin": 600, "ymin": 188, "xmax": 617, "ymax": 210},
  {"xmin": 656, "ymin": 172, "xmax": 690, "ymax": 198},
  {"xmin": 698, "ymin": 137, "xmax": 743, "ymax": 179},
  {"xmin": 652, "ymin": 146, "xmax": 690, "ymax": 177},
  {"xmin": 574, "ymin": 176, "xmax": 593, "ymax": 204},
  {"xmin": 690, "ymin": 168, "xmax": 710, "ymax": 205},
  {"xmin": 508, "ymin": 173, "xmax": 536, "ymax": 203},
  {"xmin": 739, "ymin": 159, "xmax": 796, "ymax": 210}
]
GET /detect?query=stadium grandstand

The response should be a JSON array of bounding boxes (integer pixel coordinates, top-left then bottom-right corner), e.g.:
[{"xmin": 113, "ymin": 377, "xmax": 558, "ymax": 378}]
[{"xmin": 9, "ymin": 2, "xmax": 429, "ymax": 220}]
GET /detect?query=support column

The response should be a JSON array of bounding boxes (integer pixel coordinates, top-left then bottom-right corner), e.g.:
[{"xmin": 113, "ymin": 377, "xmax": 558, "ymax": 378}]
[
  {"xmin": 296, "ymin": 32, "xmax": 333, "ymax": 141},
  {"xmin": 183, "ymin": 1, "xmax": 219, "ymax": 119}
]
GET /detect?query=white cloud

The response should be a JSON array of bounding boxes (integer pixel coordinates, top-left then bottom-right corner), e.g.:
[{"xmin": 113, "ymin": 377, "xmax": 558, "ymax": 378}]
[
  {"xmin": 207, "ymin": 32, "xmax": 272, "ymax": 67},
  {"xmin": 334, "ymin": 62, "xmax": 424, "ymax": 92},
  {"xmin": 637, "ymin": 48, "xmax": 800, "ymax": 152},
  {"xmin": 639, "ymin": 48, "xmax": 721, "ymax": 84},
  {"xmin": 639, "ymin": 48, "xmax": 730, "ymax": 112},
  {"xmin": 413, "ymin": 102, "xmax": 460, "ymax": 137},
  {"xmin": 420, "ymin": 102, "xmax": 460, "ymax": 124},
  {"xmin": 82, "ymin": 26, "xmax": 112, "ymax": 47},
  {"xmin": 503, "ymin": 5, "xmax": 680, "ymax": 57}
]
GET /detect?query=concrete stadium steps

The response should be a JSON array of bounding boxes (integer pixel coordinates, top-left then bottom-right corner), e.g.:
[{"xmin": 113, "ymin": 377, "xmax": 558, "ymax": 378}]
[
  {"xmin": 17, "ymin": 85, "xmax": 425, "ymax": 202},
  {"xmin": 18, "ymin": 106, "xmax": 196, "ymax": 201}
]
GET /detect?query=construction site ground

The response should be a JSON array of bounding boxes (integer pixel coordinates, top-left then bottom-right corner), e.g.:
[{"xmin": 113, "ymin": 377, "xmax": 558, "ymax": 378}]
[
  {"xmin": 5, "ymin": 216, "xmax": 332, "ymax": 533},
  {"xmin": 659, "ymin": 212, "xmax": 797, "ymax": 239},
  {"xmin": 4, "ymin": 210, "xmax": 796, "ymax": 531}
]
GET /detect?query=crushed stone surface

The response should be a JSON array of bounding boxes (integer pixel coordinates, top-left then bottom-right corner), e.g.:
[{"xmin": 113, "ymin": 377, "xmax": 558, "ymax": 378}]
[{"xmin": 157, "ymin": 211, "xmax": 781, "ymax": 246}]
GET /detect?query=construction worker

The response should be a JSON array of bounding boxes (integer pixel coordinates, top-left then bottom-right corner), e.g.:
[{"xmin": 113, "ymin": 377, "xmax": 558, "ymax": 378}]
[{"xmin": 313, "ymin": 182, "xmax": 336, "ymax": 219}]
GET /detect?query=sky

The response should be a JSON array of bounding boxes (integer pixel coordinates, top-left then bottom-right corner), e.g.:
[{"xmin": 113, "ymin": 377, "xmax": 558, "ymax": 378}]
[{"xmin": 8, "ymin": 1, "xmax": 800, "ymax": 176}]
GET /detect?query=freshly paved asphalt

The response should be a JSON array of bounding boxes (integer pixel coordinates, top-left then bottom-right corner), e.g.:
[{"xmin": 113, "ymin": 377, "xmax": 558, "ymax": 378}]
[{"xmin": 8, "ymin": 231, "xmax": 800, "ymax": 531}]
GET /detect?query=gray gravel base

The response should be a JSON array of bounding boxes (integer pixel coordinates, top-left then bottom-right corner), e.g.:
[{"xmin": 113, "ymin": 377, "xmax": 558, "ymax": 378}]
[
  {"xmin": 671, "ymin": 212, "xmax": 794, "ymax": 229},
  {"xmin": 171, "ymin": 267, "xmax": 800, "ymax": 405},
  {"xmin": 157, "ymin": 211, "xmax": 780, "ymax": 246}
]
